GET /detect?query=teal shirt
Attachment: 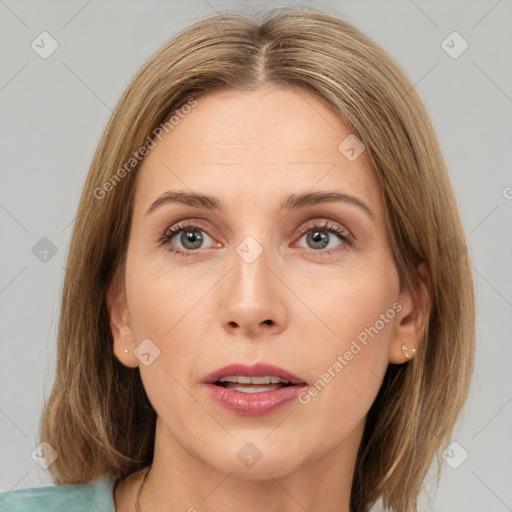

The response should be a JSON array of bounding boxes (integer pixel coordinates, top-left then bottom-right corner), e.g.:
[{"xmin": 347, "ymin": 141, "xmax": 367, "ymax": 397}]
[{"xmin": 0, "ymin": 474, "xmax": 116, "ymax": 512}]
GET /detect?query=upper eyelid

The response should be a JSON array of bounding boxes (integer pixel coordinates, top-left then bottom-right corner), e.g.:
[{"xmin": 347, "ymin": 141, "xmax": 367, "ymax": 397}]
[
  {"xmin": 164, "ymin": 218, "xmax": 349, "ymax": 234},
  {"xmin": 297, "ymin": 219, "xmax": 352, "ymax": 235}
]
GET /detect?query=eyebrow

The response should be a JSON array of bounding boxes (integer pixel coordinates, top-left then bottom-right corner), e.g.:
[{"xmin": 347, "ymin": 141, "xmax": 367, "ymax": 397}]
[{"xmin": 145, "ymin": 190, "xmax": 375, "ymax": 221}]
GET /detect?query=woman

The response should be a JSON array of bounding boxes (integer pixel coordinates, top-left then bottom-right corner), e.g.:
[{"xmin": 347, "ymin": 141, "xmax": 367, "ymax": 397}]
[{"xmin": 0, "ymin": 6, "xmax": 474, "ymax": 512}]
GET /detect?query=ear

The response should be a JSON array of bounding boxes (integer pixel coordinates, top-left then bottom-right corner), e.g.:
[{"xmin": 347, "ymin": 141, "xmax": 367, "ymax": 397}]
[
  {"xmin": 389, "ymin": 263, "xmax": 430, "ymax": 364},
  {"xmin": 106, "ymin": 270, "xmax": 139, "ymax": 368}
]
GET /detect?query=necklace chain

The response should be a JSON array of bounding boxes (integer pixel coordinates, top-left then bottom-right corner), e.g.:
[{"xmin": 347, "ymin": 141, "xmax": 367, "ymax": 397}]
[{"xmin": 134, "ymin": 465, "xmax": 152, "ymax": 512}]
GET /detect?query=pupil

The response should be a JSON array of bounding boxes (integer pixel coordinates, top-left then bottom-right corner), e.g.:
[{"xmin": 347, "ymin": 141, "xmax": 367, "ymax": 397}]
[
  {"xmin": 181, "ymin": 230, "xmax": 203, "ymax": 250},
  {"xmin": 307, "ymin": 230, "xmax": 329, "ymax": 249}
]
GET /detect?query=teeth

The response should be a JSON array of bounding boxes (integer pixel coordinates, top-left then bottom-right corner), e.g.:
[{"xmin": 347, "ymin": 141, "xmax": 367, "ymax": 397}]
[
  {"xmin": 218, "ymin": 375, "xmax": 290, "ymax": 385},
  {"xmin": 224, "ymin": 384, "xmax": 282, "ymax": 393}
]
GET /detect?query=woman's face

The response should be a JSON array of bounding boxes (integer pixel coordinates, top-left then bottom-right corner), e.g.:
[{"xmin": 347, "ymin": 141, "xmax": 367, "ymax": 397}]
[{"xmin": 109, "ymin": 85, "xmax": 415, "ymax": 479}]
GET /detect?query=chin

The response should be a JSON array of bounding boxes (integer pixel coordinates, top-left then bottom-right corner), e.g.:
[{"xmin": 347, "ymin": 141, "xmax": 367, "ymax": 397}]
[{"xmin": 198, "ymin": 440, "xmax": 312, "ymax": 481}]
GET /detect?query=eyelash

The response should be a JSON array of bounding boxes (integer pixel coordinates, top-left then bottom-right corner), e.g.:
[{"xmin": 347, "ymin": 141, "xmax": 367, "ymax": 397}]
[{"xmin": 160, "ymin": 220, "xmax": 354, "ymax": 258}]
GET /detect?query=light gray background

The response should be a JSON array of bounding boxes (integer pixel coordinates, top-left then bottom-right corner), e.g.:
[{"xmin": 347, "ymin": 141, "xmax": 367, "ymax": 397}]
[{"xmin": 1, "ymin": 0, "xmax": 511, "ymax": 510}]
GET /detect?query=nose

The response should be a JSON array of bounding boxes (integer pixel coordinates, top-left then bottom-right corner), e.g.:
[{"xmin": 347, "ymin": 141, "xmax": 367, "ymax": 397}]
[{"xmin": 218, "ymin": 241, "xmax": 288, "ymax": 339}]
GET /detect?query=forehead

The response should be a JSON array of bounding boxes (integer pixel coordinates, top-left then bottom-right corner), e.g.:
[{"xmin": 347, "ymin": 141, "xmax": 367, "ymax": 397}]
[{"xmin": 133, "ymin": 85, "xmax": 380, "ymax": 215}]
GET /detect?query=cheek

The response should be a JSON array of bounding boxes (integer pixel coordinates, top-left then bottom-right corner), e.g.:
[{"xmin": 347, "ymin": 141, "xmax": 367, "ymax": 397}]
[
  {"xmin": 124, "ymin": 254, "xmax": 218, "ymax": 391},
  {"xmin": 125, "ymin": 246, "xmax": 210, "ymax": 338},
  {"xmin": 295, "ymin": 268, "xmax": 399, "ymax": 424},
  {"xmin": 124, "ymin": 263, "xmax": 211, "ymax": 414},
  {"xmin": 295, "ymin": 258, "xmax": 399, "ymax": 349}
]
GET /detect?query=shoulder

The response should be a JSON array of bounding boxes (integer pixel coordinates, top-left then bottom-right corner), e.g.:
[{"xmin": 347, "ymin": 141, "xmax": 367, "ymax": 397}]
[{"xmin": 0, "ymin": 474, "xmax": 116, "ymax": 512}]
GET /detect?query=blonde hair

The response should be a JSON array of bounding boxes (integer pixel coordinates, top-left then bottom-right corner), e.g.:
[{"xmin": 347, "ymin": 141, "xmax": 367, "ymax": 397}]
[{"xmin": 40, "ymin": 7, "xmax": 475, "ymax": 512}]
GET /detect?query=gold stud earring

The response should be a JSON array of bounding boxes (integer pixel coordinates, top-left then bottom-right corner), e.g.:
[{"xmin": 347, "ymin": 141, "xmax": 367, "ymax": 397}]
[{"xmin": 401, "ymin": 344, "xmax": 416, "ymax": 360}]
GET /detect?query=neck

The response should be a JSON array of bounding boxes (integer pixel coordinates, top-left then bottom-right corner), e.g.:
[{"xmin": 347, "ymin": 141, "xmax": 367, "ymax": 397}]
[{"xmin": 128, "ymin": 418, "xmax": 363, "ymax": 512}]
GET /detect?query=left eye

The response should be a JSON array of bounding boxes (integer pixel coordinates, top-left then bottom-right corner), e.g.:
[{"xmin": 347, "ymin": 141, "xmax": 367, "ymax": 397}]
[
  {"xmin": 162, "ymin": 224, "xmax": 215, "ymax": 252},
  {"xmin": 297, "ymin": 228, "xmax": 342, "ymax": 250},
  {"xmin": 296, "ymin": 222, "xmax": 353, "ymax": 252}
]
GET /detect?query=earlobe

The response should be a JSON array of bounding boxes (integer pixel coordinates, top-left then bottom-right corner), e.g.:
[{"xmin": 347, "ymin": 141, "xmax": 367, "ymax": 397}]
[
  {"xmin": 106, "ymin": 272, "xmax": 139, "ymax": 368},
  {"xmin": 389, "ymin": 263, "xmax": 430, "ymax": 364}
]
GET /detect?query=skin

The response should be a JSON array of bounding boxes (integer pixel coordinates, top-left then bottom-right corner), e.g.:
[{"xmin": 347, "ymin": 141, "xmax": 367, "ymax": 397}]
[{"xmin": 108, "ymin": 85, "xmax": 427, "ymax": 512}]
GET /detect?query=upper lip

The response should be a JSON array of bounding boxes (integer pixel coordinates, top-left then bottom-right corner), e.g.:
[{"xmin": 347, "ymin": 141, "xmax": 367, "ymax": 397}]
[{"xmin": 203, "ymin": 363, "xmax": 307, "ymax": 386}]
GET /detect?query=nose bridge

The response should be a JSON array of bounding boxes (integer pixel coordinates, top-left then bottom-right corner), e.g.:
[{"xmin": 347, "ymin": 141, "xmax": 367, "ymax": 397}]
[
  {"xmin": 231, "ymin": 234, "xmax": 273, "ymax": 307},
  {"xmin": 218, "ymin": 232, "xmax": 287, "ymax": 336}
]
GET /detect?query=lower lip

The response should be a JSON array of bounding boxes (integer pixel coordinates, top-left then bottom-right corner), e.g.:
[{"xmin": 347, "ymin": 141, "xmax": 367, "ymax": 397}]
[{"xmin": 204, "ymin": 383, "xmax": 307, "ymax": 416}]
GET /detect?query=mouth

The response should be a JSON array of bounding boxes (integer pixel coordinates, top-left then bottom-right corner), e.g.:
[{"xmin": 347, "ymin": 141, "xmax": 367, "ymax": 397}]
[
  {"xmin": 204, "ymin": 362, "xmax": 307, "ymax": 387},
  {"xmin": 203, "ymin": 363, "xmax": 308, "ymax": 416},
  {"xmin": 214, "ymin": 375, "xmax": 295, "ymax": 393}
]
